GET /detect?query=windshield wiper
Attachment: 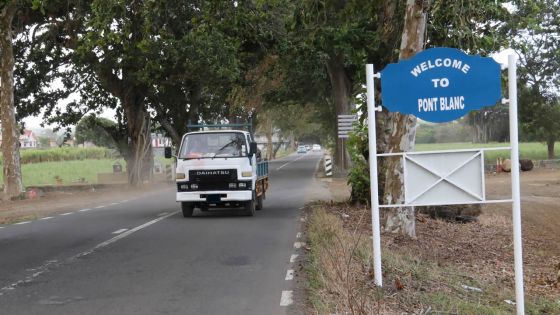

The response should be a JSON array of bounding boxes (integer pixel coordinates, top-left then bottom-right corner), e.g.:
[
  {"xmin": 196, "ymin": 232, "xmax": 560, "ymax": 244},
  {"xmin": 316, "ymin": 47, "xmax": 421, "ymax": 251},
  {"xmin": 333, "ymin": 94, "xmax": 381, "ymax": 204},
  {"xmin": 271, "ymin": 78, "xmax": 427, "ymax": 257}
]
[{"xmin": 215, "ymin": 139, "xmax": 238, "ymax": 155}]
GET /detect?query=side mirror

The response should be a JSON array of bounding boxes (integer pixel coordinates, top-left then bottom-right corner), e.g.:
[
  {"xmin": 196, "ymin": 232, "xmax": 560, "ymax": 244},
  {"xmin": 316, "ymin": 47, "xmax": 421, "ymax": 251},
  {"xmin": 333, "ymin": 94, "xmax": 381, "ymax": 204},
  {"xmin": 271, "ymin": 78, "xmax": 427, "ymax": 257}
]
[
  {"xmin": 249, "ymin": 142, "xmax": 258, "ymax": 156},
  {"xmin": 164, "ymin": 147, "xmax": 173, "ymax": 159}
]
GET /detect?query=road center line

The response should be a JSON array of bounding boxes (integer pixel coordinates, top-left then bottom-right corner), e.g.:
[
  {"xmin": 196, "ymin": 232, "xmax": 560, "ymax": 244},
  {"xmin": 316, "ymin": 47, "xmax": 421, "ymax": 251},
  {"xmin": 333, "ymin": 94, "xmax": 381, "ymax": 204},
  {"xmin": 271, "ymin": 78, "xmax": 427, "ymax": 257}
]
[
  {"xmin": 280, "ymin": 290, "xmax": 293, "ymax": 306},
  {"xmin": 40, "ymin": 216, "xmax": 54, "ymax": 220},
  {"xmin": 112, "ymin": 228, "xmax": 128, "ymax": 234},
  {"xmin": 60, "ymin": 212, "xmax": 73, "ymax": 216},
  {"xmin": 276, "ymin": 154, "xmax": 307, "ymax": 171},
  {"xmin": 94, "ymin": 205, "xmax": 105, "ymax": 209},
  {"xmin": 79, "ymin": 208, "xmax": 91, "ymax": 212},
  {"xmin": 77, "ymin": 211, "xmax": 180, "ymax": 258},
  {"xmin": 1, "ymin": 212, "xmax": 179, "ymax": 296},
  {"xmin": 110, "ymin": 202, "xmax": 119, "ymax": 206},
  {"xmin": 14, "ymin": 221, "xmax": 30, "ymax": 225}
]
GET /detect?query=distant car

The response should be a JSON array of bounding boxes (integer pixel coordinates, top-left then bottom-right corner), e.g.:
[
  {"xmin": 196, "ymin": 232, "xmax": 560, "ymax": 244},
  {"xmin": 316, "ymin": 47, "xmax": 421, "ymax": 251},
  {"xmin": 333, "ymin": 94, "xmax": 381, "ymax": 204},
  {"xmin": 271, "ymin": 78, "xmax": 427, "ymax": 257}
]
[
  {"xmin": 312, "ymin": 144, "xmax": 321, "ymax": 151},
  {"xmin": 297, "ymin": 145, "xmax": 307, "ymax": 154},
  {"xmin": 305, "ymin": 145, "xmax": 310, "ymax": 151}
]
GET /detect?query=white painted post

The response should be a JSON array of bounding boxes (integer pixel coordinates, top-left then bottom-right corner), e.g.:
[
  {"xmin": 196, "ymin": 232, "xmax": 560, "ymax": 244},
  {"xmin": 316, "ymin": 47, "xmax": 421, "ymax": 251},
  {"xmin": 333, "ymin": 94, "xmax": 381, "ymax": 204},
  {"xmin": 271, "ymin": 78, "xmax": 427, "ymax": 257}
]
[
  {"xmin": 508, "ymin": 54, "xmax": 525, "ymax": 314},
  {"xmin": 366, "ymin": 64, "xmax": 382, "ymax": 287}
]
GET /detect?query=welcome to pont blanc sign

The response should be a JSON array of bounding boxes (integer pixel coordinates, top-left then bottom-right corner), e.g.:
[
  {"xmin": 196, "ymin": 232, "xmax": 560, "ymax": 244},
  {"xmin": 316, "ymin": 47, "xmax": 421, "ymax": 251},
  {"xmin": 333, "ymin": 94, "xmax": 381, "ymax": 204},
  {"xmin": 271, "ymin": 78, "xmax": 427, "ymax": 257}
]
[{"xmin": 380, "ymin": 47, "xmax": 502, "ymax": 122}]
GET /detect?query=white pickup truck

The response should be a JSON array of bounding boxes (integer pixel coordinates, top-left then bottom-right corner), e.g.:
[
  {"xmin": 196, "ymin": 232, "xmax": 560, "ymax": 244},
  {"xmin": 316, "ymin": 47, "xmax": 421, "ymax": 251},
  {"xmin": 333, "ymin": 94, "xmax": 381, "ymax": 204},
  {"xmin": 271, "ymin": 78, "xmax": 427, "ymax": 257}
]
[{"xmin": 165, "ymin": 127, "xmax": 269, "ymax": 217}]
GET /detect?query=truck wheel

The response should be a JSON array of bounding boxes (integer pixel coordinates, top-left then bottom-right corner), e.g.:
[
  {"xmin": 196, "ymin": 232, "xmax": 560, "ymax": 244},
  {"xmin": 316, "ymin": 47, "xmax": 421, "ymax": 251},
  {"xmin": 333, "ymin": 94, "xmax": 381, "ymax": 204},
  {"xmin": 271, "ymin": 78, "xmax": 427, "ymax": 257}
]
[
  {"xmin": 244, "ymin": 195, "xmax": 256, "ymax": 216},
  {"xmin": 256, "ymin": 194, "xmax": 263, "ymax": 211},
  {"xmin": 181, "ymin": 202, "xmax": 194, "ymax": 217}
]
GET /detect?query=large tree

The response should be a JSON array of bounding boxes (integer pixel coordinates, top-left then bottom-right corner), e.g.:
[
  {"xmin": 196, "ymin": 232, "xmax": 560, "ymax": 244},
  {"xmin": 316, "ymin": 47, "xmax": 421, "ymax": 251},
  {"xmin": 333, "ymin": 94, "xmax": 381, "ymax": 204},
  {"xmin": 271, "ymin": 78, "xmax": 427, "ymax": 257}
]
[
  {"xmin": 512, "ymin": 0, "xmax": 560, "ymax": 159},
  {"xmin": 288, "ymin": 0, "xmax": 386, "ymax": 171},
  {"xmin": 0, "ymin": 1, "xmax": 23, "ymax": 200},
  {"xmin": 1, "ymin": 0, "xmax": 75, "ymax": 199}
]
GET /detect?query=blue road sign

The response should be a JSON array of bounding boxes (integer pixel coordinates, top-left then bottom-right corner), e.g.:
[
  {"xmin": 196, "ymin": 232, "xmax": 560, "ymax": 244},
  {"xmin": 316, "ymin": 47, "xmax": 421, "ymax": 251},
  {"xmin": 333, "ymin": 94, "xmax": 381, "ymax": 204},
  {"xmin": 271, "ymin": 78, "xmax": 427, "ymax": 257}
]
[{"xmin": 380, "ymin": 47, "xmax": 502, "ymax": 123}]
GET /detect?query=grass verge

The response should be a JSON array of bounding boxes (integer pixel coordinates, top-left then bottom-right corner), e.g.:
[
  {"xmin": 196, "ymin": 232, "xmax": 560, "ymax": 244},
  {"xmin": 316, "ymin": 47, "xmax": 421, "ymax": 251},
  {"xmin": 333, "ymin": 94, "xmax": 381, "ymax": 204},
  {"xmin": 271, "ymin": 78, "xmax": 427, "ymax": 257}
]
[
  {"xmin": 415, "ymin": 142, "xmax": 559, "ymax": 162},
  {"xmin": 304, "ymin": 203, "xmax": 560, "ymax": 314},
  {"xmin": 0, "ymin": 159, "xmax": 125, "ymax": 187}
]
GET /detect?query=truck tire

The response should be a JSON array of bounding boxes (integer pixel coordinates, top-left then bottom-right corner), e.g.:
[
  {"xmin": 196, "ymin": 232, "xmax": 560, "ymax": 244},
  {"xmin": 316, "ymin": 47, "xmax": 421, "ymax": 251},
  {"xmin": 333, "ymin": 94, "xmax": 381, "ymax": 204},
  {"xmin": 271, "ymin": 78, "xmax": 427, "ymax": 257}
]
[
  {"xmin": 256, "ymin": 194, "xmax": 263, "ymax": 211},
  {"xmin": 244, "ymin": 194, "xmax": 256, "ymax": 216},
  {"xmin": 181, "ymin": 202, "xmax": 194, "ymax": 217}
]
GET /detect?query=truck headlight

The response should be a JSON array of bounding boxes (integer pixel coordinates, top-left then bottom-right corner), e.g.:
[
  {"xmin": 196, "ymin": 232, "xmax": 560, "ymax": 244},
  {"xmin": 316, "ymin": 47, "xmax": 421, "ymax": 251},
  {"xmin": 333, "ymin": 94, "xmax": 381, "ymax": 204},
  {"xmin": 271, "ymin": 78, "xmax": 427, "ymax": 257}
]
[
  {"xmin": 190, "ymin": 183, "xmax": 198, "ymax": 189},
  {"xmin": 238, "ymin": 182, "xmax": 247, "ymax": 188},
  {"xmin": 241, "ymin": 171, "xmax": 252, "ymax": 177},
  {"xmin": 229, "ymin": 183, "xmax": 237, "ymax": 189},
  {"xmin": 176, "ymin": 173, "xmax": 186, "ymax": 179}
]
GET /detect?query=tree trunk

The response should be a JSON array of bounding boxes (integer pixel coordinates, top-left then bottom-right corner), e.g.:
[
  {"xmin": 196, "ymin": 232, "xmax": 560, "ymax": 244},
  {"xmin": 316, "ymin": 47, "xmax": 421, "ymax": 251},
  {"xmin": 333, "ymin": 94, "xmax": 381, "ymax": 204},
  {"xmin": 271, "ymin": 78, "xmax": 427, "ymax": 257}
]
[
  {"xmin": 272, "ymin": 138, "xmax": 283, "ymax": 159},
  {"xmin": 123, "ymin": 92, "xmax": 153, "ymax": 186},
  {"xmin": 326, "ymin": 54, "xmax": 352, "ymax": 172},
  {"xmin": 266, "ymin": 128, "xmax": 273, "ymax": 161},
  {"xmin": 0, "ymin": 2, "xmax": 24, "ymax": 200},
  {"xmin": 547, "ymin": 137, "xmax": 555, "ymax": 160},
  {"xmin": 382, "ymin": 0, "xmax": 430, "ymax": 238}
]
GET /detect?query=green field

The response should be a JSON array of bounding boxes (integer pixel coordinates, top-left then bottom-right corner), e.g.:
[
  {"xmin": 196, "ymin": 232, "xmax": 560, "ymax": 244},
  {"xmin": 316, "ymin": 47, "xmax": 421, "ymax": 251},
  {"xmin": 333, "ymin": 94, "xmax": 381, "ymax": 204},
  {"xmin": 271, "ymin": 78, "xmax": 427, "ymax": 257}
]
[
  {"xmin": 414, "ymin": 142, "xmax": 559, "ymax": 162},
  {"xmin": 0, "ymin": 159, "xmax": 125, "ymax": 187}
]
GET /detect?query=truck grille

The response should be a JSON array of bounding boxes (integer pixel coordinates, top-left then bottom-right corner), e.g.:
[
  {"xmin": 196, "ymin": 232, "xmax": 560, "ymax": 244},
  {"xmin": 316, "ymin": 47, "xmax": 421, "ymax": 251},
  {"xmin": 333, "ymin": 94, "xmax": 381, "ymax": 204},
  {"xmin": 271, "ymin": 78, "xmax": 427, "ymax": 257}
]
[
  {"xmin": 177, "ymin": 181, "xmax": 251, "ymax": 192},
  {"xmin": 189, "ymin": 169, "xmax": 237, "ymax": 182}
]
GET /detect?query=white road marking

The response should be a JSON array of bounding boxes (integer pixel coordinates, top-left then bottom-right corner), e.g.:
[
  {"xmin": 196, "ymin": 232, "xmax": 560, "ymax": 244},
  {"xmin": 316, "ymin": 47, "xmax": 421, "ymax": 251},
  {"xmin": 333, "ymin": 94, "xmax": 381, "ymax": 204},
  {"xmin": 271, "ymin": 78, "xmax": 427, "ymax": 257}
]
[
  {"xmin": 14, "ymin": 221, "xmax": 30, "ymax": 225},
  {"xmin": 60, "ymin": 212, "xmax": 73, "ymax": 216},
  {"xmin": 120, "ymin": 199, "xmax": 129, "ymax": 203},
  {"xmin": 157, "ymin": 212, "xmax": 168, "ymax": 217},
  {"xmin": 112, "ymin": 228, "xmax": 128, "ymax": 235},
  {"xmin": 79, "ymin": 208, "xmax": 91, "ymax": 212},
  {"xmin": 110, "ymin": 202, "xmax": 119, "ymax": 206},
  {"xmin": 296, "ymin": 232, "xmax": 302, "ymax": 239},
  {"xmin": 40, "ymin": 216, "xmax": 54, "ymax": 220},
  {"xmin": 285, "ymin": 269, "xmax": 294, "ymax": 281},
  {"xmin": 276, "ymin": 154, "xmax": 307, "ymax": 171},
  {"xmin": 76, "ymin": 211, "xmax": 179, "ymax": 258},
  {"xmin": 294, "ymin": 242, "xmax": 305, "ymax": 249},
  {"xmin": 290, "ymin": 254, "xmax": 299, "ymax": 263},
  {"xmin": 0, "ymin": 226, "xmax": 4, "ymax": 229},
  {"xmin": 1, "ymin": 260, "xmax": 58, "ymax": 294},
  {"xmin": 94, "ymin": 205, "xmax": 105, "ymax": 209},
  {"xmin": 1, "ymin": 212, "xmax": 178, "ymax": 296},
  {"xmin": 280, "ymin": 290, "xmax": 293, "ymax": 306}
]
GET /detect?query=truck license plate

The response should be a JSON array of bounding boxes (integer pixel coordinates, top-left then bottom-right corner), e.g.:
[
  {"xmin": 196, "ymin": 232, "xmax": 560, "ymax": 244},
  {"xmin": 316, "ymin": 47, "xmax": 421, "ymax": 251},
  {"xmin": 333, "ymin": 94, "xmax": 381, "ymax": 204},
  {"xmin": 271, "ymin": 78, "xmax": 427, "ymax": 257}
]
[{"xmin": 206, "ymin": 194, "xmax": 221, "ymax": 202}]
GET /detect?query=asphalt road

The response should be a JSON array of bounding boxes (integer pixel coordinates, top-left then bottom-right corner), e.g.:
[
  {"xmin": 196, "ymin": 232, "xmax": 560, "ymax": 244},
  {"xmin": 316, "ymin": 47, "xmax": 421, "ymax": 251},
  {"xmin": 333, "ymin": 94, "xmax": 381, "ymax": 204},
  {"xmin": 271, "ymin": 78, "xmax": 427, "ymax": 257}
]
[{"xmin": 0, "ymin": 151, "xmax": 327, "ymax": 315}]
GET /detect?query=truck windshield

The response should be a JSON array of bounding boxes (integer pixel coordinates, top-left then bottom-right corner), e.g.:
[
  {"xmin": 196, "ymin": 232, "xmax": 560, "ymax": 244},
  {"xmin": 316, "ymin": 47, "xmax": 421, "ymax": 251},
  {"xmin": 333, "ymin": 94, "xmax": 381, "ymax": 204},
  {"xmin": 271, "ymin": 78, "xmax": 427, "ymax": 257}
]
[{"xmin": 179, "ymin": 132, "xmax": 248, "ymax": 159}]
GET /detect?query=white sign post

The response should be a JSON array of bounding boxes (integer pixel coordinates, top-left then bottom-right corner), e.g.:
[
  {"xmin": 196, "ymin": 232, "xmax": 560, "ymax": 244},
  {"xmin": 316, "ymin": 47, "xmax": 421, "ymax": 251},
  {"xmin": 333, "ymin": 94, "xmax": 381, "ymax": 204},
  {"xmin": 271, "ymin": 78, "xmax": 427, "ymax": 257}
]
[
  {"xmin": 365, "ymin": 64, "xmax": 382, "ymax": 287},
  {"xmin": 366, "ymin": 52, "xmax": 525, "ymax": 314},
  {"xmin": 508, "ymin": 54, "xmax": 525, "ymax": 314}
]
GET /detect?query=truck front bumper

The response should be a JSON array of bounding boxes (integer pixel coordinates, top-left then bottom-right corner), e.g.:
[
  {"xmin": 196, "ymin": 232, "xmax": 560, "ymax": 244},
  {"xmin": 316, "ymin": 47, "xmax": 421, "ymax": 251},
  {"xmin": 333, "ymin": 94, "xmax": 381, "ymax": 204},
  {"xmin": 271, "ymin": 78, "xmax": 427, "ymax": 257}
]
[{"xmin": 176, "ymin": 190, "xmax": 252, "ymax": 203}]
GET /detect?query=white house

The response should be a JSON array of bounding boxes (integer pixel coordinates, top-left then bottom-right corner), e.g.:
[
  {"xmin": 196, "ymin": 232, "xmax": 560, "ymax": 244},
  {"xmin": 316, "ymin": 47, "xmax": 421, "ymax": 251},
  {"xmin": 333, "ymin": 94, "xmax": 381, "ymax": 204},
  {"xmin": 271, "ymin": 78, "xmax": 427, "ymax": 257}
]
[
  {"xmin": 20, "ymin": 130, "xmax": 38, "ymax": 148},
  {"xmin": 0, "ymin": 128, "xmax": 38, "ymax": 149}
]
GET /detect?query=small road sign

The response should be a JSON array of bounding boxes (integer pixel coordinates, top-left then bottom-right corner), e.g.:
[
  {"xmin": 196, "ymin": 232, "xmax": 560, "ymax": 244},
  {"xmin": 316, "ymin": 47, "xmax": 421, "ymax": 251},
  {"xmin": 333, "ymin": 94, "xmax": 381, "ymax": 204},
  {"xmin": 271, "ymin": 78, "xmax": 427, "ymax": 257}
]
[{"xmin": 337, "ymin": 114, "xmax": 357, "ymax": 138}]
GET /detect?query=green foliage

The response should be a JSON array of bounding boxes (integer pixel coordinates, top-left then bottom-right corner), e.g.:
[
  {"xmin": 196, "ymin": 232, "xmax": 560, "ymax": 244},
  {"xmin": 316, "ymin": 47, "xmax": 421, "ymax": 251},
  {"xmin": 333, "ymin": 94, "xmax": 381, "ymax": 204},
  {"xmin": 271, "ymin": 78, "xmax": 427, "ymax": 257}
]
[
  {"xmin": 346, "ymin": 123, "xmax": 370, "ymax": 204},
  {"xmin": 0, "ymin": 147, "xmax": 116, "ymax": 164},
  {"xmin": 74, "ymin": 114, "xmax": 119, "ymax": 148}
]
